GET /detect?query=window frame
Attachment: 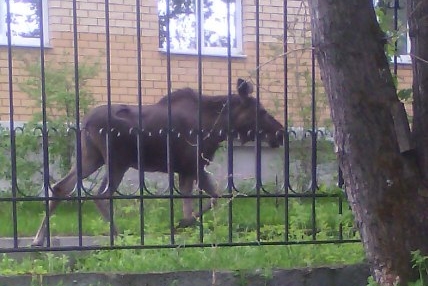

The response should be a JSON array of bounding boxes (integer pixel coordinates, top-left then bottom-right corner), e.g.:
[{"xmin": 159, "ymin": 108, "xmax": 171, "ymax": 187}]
[
  {"xmin": 158, "ymin": 0, "xmax": 243, "ymax": 57},
  {"xmin": 0, "ymin": 0, "xmax": 49, "ymax": 47}
]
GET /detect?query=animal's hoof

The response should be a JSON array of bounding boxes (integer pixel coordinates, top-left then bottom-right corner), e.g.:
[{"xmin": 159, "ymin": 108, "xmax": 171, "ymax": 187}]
[
  {"xmin": 176, "ymin": 217, "xmax": 198, "ymax": 229},
  {"xmin": 30, "ymin": 241, "xmax": 44, "ymax": 247}
]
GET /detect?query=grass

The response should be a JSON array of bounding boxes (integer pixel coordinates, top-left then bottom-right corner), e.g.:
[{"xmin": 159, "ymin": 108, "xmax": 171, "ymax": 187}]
[
  {"xmin": 0, "ymin": 186, "xmax": 365, "ymax": 276},
  {"xmin": 0, "ymin": 191, "xmax": 356, "ymax": 242},
  {"xmin": 0, "ymin": 242, "xmax": 365, "ymax": 275}
]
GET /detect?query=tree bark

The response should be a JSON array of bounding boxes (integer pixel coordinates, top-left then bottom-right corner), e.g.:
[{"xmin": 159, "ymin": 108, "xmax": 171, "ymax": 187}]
[
  {"xmin": 308, "ymin": 1, "xmax": 428, "ymax": 285},
  {"xmin": 409, "ymin": 1, "xmax": 428, "ymax": 183}
]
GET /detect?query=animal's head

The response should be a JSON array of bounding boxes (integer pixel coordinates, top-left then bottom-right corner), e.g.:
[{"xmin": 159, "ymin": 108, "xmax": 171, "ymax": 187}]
[{"xmin": 233, "ymin": 78, "xmax": 284, "ymax": 148}]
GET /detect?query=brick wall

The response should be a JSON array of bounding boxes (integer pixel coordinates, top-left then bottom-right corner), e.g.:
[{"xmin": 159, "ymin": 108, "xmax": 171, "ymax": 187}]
[{"xmin": 0, "ymin": 0, "xmax": 413, "ymax": 128}]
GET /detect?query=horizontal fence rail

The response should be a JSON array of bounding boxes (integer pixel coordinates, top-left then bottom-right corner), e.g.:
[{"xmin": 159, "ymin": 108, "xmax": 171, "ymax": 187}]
[{"xmin": 0, "ymin": 0, "xmax": 386, "ymax": 254}]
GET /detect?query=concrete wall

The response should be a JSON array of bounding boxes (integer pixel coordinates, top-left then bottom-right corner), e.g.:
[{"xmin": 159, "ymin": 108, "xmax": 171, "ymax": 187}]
[
  {"xmin": 0, "ymin": 140, "xmax": 338, "ymax": 195},
  {"xmin": 0, "ymin": 264, "xmax": 370, "ymax": 286}
]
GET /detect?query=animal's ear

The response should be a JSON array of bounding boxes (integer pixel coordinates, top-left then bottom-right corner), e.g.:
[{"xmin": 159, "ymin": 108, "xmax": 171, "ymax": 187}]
[{"xmin": 237, "ymin": 78, "xmax": 253, "ymax": 98}]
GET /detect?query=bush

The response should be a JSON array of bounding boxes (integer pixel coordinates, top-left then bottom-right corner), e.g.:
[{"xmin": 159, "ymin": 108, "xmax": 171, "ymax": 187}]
[{"xmin": 0, "ymin": 55, "xmax": 100, "ymax": 196}]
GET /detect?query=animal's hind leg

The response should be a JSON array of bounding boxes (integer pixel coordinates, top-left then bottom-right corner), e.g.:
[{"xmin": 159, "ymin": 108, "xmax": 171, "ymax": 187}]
[
  {"xmin": 92, "ymin": 165, "xmax": 128, "ymax": 236},
  {"xmin": 177, "ymin": 174, "xmax": 196, "ymax": 228},
  {"xmin": 32, "ymin": 145, "xmax": 103, "ymax": 246}
]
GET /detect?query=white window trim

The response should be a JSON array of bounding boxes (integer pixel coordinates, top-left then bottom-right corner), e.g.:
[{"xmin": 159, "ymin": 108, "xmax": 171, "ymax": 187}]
[
  {"xmin": 159, "ymin": 0, "xmax": 243, "ymax": 57},
  {"xmin": 0, "ymin": 0, "xmax": 49, "ymax": 47},
  {"xmin": 394, "ymin": 26, "xmax": 411, "ymax": 64}
]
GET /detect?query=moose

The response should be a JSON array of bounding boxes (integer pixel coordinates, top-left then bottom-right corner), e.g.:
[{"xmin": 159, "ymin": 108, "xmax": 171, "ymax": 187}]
[{"xmin": 31, "ymin": 78, "xmax": 284, "ymax": 246}]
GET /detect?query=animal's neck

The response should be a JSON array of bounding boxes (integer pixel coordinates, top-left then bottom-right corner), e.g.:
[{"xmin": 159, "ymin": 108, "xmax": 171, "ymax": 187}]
[{"xmin": 202, "ymin": 96, "xmax": 236, "ymax": 138}]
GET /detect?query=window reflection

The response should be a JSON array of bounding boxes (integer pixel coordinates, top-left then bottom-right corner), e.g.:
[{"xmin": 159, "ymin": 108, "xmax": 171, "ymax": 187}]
[
  {"xmin": 158, "ymin": 0, "xmax": 238, "ymax": 53},
  {"xmin": 7, "ymin": 0, "xmax": 40, "ymax": 40}
]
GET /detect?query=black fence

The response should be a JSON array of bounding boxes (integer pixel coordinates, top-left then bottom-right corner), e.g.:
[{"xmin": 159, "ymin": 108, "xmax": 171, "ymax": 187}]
[{"xmin": 1, "ymin": 0, "xmax": 407, "ymax": 253}]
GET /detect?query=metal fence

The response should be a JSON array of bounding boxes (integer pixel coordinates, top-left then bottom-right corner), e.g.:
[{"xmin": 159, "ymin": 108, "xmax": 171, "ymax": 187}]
[{"xmin": 0, "ymin": 0, "xmax": 383, "ymax": 254}]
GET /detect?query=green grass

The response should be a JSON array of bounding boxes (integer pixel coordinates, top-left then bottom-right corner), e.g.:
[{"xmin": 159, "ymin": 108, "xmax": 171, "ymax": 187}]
[
  {"xmin": 0, "ymin": 188, "xmax": 365, "ymax": 275},
  {"xmin": 0, "ymin": 242, "xmax": 364, "ymax": 275},
  {"xmin": 76, "ymin": 242, "xmax": 364, "ymax": 273},
  {"xmin": 0, "ymin": 192, "xmax": 356, "ymax": 242}
]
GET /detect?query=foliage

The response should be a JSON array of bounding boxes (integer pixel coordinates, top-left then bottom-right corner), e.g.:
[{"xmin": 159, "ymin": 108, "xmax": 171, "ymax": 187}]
[
  {"xmin": 374, "ymin": 2, "xmax": 413, "ymax": 103},
  {"xmin": 18, "ymin": 54, "xmax": 99, "ymax": 175},
  {"xmin": 409, "ymin": 250, "xmax": 428, "ymax": 286},
  {"xmin": 19, "ymin": 55, "xmax": 98, "ymax": 124},
  {"xmin": 0, "ymin": 127, "xmax": 42, "ymax": 194},
  {"xmin": 0, "ymin": 55, "xmax": 99, "ymax": 195},
  {"xmin": 0, "ymin": 253, "xmax": 70, "ymax": 275},
  {"xmin": 0, "ymin": 242, "xmax": 364, "ymax": 276}
]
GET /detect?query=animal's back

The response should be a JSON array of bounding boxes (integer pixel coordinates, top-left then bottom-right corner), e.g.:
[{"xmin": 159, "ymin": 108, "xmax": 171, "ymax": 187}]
[{"xmin": 79, "ymin": 89, "xmax": 203, "ymax": 173}]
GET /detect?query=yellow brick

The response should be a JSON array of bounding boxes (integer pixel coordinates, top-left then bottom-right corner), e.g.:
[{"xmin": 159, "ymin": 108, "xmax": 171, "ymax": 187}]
[{"xmin": 0, "ymin": 0, "xmax": 415, "ymax": 123}]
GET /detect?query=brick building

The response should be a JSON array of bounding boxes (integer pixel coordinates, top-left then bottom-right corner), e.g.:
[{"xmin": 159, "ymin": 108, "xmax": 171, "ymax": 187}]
[{"xmin": 0, "ymin": 0, "xmax": 412, "ymax": 127}]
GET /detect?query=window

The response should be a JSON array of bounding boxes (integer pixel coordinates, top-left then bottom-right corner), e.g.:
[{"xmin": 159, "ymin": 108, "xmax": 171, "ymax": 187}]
[
  {"xmin": 158, "ymin": 0, "xmax": 242, "ymax": 56},
  {"xmin": 0, "ymin": 0, "xmax": 49, "ymax": 47},
  {"xmin": 374, "ymin": 0, "xmax": 410, "ymax": 63}
]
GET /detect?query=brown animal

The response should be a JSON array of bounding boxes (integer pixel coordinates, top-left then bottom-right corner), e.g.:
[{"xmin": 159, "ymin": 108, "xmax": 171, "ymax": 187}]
[{"xmin": 31, "ymin": 78, "xmax": 284, "ymax": 246}]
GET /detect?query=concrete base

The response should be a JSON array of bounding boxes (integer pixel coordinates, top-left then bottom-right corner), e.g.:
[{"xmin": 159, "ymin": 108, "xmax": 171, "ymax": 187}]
[{"xmin": 0, "ymin": 264, "xmax": 370, "ymax": 286}]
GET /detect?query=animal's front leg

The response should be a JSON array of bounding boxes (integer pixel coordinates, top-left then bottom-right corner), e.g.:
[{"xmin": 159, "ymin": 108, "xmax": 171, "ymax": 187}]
[
  {"xmin": 93, "ymin": 166, "xmax": 127, "ymax": 236},
  {"xmin": 177, "ymin": 174, "xmax": 197, "ymax": 228},
  {"xmin": 196, "ymin": 170, "xmax": 219, "ymax": 217}
]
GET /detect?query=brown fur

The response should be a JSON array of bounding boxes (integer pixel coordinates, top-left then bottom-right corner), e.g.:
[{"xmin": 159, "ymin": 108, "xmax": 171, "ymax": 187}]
[{"xmin": 32, "ymin": 78, "xmax": 284, "ymax": 246}]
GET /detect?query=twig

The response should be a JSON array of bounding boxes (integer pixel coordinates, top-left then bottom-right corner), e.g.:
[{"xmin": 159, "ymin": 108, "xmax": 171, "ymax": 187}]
[
  {"xmin": 411, "ymin": 53, "xmax": 428, "ymax": 65},
  {"xmin": 248, "ymin": 46, "xmax": 314, "ymax": 81}
]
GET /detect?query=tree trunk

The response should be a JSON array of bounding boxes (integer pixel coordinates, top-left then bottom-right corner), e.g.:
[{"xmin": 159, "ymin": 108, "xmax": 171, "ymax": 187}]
[
  {"xmin": 307, "ymin": 1, "xmax": 428, "ymax": 285},
  {"xmin": 409, "ymin": 1, "xmax": 428, "ymax": 183}
]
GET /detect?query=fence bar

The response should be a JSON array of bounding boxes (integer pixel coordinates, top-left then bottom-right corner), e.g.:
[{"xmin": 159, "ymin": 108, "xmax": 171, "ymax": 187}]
[
  {"xmin": 393, "ymin": 0, "xmax": 399, "ymax": 75},
  {"xmin": 164, "ymin": 0, "xmax": 175, "ymax": 245},
  {"xmin": 135, "ymin": 0, "xmax": 146, "ymax": 246},
  {"xmin": 196, "ymin": 0, "xmax": 204, "ymax": 244},
  {"xmin": 1, "ymin": 192, "xmax": 345, "ymax": 202},
  {"xmin": 255, "ymin": 0, "xmax": 262, "ymax": 242},
  {"xmin": 0, "ymin": 238, "xmax": 360, "ymax": 254},
  {"xmin": 104, "ymin": 0, "xmax": 115, "ymax": 247},
  {"xmin": 6, "ymin": 0, "xmax": 18, "ymax": 249},
  {"xmin": 310, "ymin": 34, "xmax": 317, "ymax": 241},
  {"xmin": 338, "ymin": 166, "xmax": 344, "ymax": 240},
  {"xmin": 226, "ymin": 0, "xmax": 234, "ymax": 244},
  {"xmin": 38, "ymin": 0, "xmax": 51, "ymax": 248},
  {"xmin": 283, "ymin": 0, "xmax": 290, "ymax": 243},
  {"xmin": 72, "ymin": 0, "xmax": 83, "ymax": 248}
]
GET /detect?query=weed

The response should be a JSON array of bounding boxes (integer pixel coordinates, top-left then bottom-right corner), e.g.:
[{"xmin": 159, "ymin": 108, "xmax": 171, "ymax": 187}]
[
  {"xmin": 365, "ymin": 251, "xmax": 428, "ymax": 286},
  {"xmin": 366, "ymin": 276, "xmax": 379, "ymax": 286},
  {"xmin": 409, "ymin": 250, "xmax": 428, "ymax": 286},
  {"xmin": 234, "ymin": 270, "xmax": 249, "ymax": 286}
]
